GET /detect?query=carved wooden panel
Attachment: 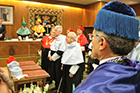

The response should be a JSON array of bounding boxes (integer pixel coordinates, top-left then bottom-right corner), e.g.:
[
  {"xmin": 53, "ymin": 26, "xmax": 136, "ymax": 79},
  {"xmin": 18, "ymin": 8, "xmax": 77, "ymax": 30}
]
[
  {"xmin": 0, "ymin": 41, "xmax": 41, "ymax": 58},
  {"xmin": 30, "ymin": 42, "xmax": 41, "ymax": 56}
]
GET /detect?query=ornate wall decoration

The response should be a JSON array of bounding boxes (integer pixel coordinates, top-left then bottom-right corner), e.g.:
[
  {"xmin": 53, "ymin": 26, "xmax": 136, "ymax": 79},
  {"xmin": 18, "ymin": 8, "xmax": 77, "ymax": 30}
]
[{"xmin": 28, "ymin": 7, "xmax": 63, "ymax": 33}]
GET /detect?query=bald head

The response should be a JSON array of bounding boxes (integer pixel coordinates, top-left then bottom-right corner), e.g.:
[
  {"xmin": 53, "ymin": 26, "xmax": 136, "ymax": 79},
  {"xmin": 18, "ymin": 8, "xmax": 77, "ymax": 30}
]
[{"xmin": 67, "ymin": 32, "xmax": 77, "ymax": 44}]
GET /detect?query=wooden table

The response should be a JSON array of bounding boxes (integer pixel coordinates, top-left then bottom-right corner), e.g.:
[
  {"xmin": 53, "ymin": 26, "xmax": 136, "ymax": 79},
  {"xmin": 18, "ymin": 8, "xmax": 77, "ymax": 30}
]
[
  {"xmin": 8, "ymin": 61, "xmax": 50, "ymax": 93},
  {"xmin": 12, "ymin": 70, "xmax": 49, "ymax": 93}
]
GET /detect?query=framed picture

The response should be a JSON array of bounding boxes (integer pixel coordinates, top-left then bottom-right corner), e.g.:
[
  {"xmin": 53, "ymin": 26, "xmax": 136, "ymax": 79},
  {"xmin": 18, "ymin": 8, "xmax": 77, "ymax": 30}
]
[{"xmin": 0, "ymin": 5, "xmax": 14, "ymax": 25}]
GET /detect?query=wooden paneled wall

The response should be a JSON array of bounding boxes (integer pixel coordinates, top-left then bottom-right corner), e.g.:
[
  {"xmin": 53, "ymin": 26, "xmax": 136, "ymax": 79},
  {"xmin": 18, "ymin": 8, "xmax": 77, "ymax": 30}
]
[
  {"xmin": 3, "ymin": 0, "xmax": 139, "ymax": 38},
  {"xmin": 0, "ymin": 0, "xmax": 84, "ymax": 37},
  {"xmin": 83, "ymin": 2, "xmax": 106, "ymax": 27},
  {"xmin": 130, "ymin": 4, "xmax": 140, "ymax": 16}
]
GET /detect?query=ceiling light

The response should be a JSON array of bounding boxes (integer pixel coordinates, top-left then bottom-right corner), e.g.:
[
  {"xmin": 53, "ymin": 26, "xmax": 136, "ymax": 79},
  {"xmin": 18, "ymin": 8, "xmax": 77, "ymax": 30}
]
[
  {"xmin": 55, "ymin": 5, "xmax": 69, "ymax": 8},
  {"xmin": 22, "ymin": 0, "xmax": 41, "ymax": 4}
]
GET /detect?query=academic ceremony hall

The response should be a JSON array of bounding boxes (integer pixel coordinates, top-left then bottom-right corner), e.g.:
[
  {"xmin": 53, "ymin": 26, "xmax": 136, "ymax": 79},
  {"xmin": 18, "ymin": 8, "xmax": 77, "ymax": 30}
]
[{"xmin": 0, "ymin": 0, "xmax": 140, "ymax": 93}]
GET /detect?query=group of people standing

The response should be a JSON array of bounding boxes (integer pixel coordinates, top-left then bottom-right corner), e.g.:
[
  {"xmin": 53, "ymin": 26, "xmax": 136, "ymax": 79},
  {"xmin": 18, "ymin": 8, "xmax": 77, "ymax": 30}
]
[
  {"xmin": 0, "ymin": 1, "xmax": 140, "ymax": 93},
  {"xmin": 41, "ymin": 25, "xmax": 89, "ymax": 93}
]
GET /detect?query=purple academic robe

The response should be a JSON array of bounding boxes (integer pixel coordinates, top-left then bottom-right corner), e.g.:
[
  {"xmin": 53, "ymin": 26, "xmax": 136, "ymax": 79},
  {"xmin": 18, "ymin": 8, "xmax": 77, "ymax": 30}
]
[{"xmin": 74, "ymin": 59, "xmax": 140, "ymax": 93}]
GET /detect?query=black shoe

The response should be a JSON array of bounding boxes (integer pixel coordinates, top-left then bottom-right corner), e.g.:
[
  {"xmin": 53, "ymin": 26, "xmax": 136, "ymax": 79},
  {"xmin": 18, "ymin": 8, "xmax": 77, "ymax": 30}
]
[{"xmin": 50, "ymin": 87, "xmax": 57, "ymax": 90}]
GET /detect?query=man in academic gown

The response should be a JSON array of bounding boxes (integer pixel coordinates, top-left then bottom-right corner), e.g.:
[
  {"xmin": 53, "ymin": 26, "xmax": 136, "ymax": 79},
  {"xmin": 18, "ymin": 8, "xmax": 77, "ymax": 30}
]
[
  {"xmin": 128, "ymin": 40, "xmax": 140, "ymax": 61},
  {"xmin": 48, "ymin": 25, "xmax": 67, "ymax": 92},
  {"xmin": 77, "ymin": 25, "xmax": 89, "ymax": 71},
  {"xmin": 0, "ymin": 18, "xmax": 6, "ymax": 40},
  {"xmin": 66, "ymin": 27, "xmax": 74, "ymax": 44},
  {"xmin": 16, "ymin": 22, "xmax": 30, "ymax": 40},
  {"xmin": 88, "ymin": 41, "xmax": 99, "ymax": 73},
  {"xmin": 32, "ymin": 19, "xmax": 45, "ymax": 38},
  {"xmin": 74, "ymin": 1, "xmax": 140, "ymax": 93},
  {"xmin": 66, "ymin": 27, "xmax": 73, "ymax": 35},
  {"xmin": 61, "ymin": 32, "xmax": 84, "ymax": 93},
  {"xmin": 41, "ymin": 29, "xmax": 55, "ymax": 84}
]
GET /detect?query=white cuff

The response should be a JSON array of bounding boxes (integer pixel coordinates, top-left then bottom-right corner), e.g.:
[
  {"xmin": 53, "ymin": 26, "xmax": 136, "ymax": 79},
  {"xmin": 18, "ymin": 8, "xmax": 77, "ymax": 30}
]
[
  {"xmin": 26, "ymin": 36, "xmax": 29, "ymax": 40},
  {"xmin": 51, "ymin": 53, "xmax": 60, "ymax": 61},
  {"xmin": 88, "ymin": 51, "xmax": 92, "ymax": 56},
  {"xmin": 69, "ymin": 65, "xmax": 80, "ymax": 75},
  {"xmin": 39, "ymin": 50, "xmax": 42, "ymax": 56},
  {"xmin": 92, "ymin": 63, "xmax": 99, "ymax": 70},
  {"xmin": 35, "ymin": 32, "xmax": 38, "ymax": 36},
  {"xmin": 81, "ymin": 46, "xmax": 85, "ymax": 51},
  {"xmin": 48, "ymin": 51, "xmax": 51, "ymax": 57},
  {"xmin": 18, "ymin": 36, "xmax": 22, "ymax": 40}
]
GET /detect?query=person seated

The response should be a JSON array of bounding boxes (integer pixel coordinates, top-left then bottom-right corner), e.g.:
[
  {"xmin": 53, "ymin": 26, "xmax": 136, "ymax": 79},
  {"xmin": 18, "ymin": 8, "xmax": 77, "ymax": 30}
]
[
  {"xmin": 16, "ymin": 22, "xmax": 30, "ymax": 41},
  {"xmin": 32, "ymin": 19, "xmax": 45, "ymax": 38}
]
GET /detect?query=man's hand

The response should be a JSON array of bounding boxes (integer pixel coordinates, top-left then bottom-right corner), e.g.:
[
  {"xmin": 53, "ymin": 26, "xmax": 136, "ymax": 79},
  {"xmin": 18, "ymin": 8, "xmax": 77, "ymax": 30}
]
[
  {"xmin": 49, "ymin": 56, "xmax": 53, "ymax": 61},
  {"xmin": 37, "ymin": 35, "xmax": 40, "ymax": 38},
  {"xmin": 69, "ymin": 73, "xmax": 73, "ymax": 78},
  {"xmin": 61, "ymin": 67, "xmax": 63, "ymax": 70},
  {"xmin": 19, "ymin": 39, "xmax": 22, "ymax": 41},
  {"xmin": 0, "ymin": 34, "xmax": 2, "ymax": 38},
  {"xmin": 0, "ymin": 68, "xmax": 9, "ymax": 77},
  {"xmin": 34, "ymin": 32, "xmax": 38, "ymax": 36},
  {"xmin": 90, "ymin": 54, "xmax": 94, "ymax": 60}
]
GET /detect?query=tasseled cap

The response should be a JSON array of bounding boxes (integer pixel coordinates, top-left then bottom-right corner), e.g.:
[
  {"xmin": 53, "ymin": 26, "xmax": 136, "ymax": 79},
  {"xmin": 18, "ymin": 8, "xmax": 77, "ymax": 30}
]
[
  {"xmin": 77, "ymin": 25, "xmax": 84, "ymax": 31},
  {"xmin": 67, "ymin": 27, "xmax": 74, "ymax": 32},
  {"xmin": 94, "ymin": 1, "xmax": 139, "ymax": 41},
  {"xmin": 22, "ymin": 22, "xmax": 27, "ymax": 26},
  {"xmin": 7, "ymin": 56, "xmax": 16, "ymax": 64}
]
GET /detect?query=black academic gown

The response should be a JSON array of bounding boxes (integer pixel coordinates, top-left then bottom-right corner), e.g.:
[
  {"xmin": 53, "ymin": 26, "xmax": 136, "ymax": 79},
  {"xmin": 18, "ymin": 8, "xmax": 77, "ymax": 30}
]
[
  {"xmin": 62, "ymin": 63, "xmax": 84, "ymax": 93},
  {"xmin": 50, "ymin": 50, "xmax": 63, "ymax": 88},
  {"xmin": 88, "ymin": 49, "xmax": 99, "ymax": 73},
  {"xmin": 17, "ymin": 34, "xmax": 30, "ymax": 40},
  {"xmin": 0, "ymin": 25, "xmax": 6, "ymax": 40},
  {"xmin": 81, "ymin": 44, "xmax": 88, "ymax": 72},
  {"xmin": 41, "ymin": 46, "xmax": 53, "ymax": 84},
  {"xmin": 49, "ymin": 35, "xmax": 67, "ymax": 89}
]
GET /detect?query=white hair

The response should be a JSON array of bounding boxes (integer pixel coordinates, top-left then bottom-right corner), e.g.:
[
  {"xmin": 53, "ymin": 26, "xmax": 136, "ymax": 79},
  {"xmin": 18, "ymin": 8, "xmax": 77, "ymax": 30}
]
[
  {"xmin": 69, "ymin": 32, "xmax": 77, "ymax": 41},
  {"xmin": 55, "ymin": 25, "xmax": 63, "ymax": 33},
  {"xmin": 95, "ymin": 30, "xmax": 135, "ymax": 55}
]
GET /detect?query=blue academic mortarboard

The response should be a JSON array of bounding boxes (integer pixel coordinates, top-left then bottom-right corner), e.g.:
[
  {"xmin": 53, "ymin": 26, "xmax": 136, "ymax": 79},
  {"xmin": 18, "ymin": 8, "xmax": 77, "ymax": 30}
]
[{"xmin": 94, "ymin": 1, "xmax": 139, "ymax": 41}]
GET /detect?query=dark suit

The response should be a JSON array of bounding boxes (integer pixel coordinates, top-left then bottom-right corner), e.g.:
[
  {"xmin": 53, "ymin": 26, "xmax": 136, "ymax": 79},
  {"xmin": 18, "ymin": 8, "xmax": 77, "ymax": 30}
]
[{"xmin": 0, "ymin": 25, "xmax": 6, "ymax": 40}]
